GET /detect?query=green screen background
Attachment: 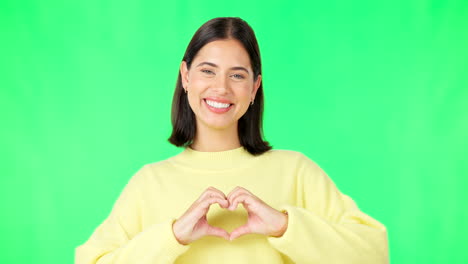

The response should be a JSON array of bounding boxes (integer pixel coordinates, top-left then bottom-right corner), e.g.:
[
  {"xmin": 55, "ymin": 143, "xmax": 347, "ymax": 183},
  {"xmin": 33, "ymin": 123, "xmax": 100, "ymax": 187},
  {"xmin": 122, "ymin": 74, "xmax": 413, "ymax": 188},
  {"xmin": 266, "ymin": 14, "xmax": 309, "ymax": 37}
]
[{"xmin": 1, "ymin": 0, "xmax": 467, "ymax": 263}]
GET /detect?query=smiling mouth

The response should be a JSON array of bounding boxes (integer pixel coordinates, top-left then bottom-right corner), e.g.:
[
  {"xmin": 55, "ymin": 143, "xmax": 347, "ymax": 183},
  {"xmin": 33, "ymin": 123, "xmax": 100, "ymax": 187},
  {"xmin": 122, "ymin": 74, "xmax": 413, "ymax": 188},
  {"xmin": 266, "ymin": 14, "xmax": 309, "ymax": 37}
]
[{"xmin": 203, "ymin": 99, "xmax": 233, "ymax": 109}]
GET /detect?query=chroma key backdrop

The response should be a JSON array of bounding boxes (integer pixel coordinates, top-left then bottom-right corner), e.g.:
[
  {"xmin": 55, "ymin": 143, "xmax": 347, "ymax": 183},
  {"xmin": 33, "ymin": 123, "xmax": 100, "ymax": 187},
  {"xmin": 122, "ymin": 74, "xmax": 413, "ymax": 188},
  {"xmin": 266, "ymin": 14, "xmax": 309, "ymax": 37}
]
[{"xmin": 1, "ymin": 0, "xmax": 467, "ymax": 263}]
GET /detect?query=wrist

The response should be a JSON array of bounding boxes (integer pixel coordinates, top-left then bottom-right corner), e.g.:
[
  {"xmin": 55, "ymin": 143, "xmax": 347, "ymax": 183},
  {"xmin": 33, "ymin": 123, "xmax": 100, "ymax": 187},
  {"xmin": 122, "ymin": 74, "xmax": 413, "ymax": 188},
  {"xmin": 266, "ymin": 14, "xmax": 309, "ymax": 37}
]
[
  {"xmin": 172, "ymin": 220, "xmax": 188, "ymax": 245},
  {"xmin": 271, "ymin": 211, "xmax": 288, "ymax": 237}
]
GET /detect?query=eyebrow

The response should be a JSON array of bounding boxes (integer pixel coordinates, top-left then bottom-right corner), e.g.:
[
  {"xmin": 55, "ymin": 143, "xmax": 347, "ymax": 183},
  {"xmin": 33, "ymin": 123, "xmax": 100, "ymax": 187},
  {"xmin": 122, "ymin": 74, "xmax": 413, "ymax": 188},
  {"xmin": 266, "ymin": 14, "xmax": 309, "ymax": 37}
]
[{"xmin": 196, "ymin": 62, "xmax": 249, "ymax": 74}]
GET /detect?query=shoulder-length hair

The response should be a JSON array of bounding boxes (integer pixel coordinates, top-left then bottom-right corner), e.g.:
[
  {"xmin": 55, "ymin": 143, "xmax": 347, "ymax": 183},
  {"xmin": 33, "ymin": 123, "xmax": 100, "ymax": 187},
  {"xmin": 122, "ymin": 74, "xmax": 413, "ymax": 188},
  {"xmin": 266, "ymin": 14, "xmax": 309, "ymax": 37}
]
[{"xmin": 168, "ymin": 17, "xmax": 272, "ymax": 155}]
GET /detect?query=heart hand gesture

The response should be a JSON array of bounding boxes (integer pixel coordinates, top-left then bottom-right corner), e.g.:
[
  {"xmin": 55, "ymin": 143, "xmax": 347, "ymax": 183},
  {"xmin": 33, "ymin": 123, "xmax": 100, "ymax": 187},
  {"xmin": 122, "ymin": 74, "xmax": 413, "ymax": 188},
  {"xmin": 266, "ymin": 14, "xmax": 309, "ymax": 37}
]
[
  {"xmin": 172, "ymin": 187, "xmax": 231, "ymax": 245},
  {"xmin": 172, "ymin": 186, "xmax": 288, "ymax": 245},
  {"xmin": 227, "ymin": 186, "xmax": 288, "ymax": 240}
]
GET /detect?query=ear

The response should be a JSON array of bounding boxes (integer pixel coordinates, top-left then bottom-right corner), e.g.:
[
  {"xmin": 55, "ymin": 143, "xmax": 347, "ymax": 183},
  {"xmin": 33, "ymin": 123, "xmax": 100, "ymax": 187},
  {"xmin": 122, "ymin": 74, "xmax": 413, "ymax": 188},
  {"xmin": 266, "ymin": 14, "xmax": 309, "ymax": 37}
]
[
  {"xmin": 251, "ymin": 74, "xmax": 262, "ymax": 100},
  {"xmin": 180, "ymin": 61, "xmax": 189, "ymax": 88}
]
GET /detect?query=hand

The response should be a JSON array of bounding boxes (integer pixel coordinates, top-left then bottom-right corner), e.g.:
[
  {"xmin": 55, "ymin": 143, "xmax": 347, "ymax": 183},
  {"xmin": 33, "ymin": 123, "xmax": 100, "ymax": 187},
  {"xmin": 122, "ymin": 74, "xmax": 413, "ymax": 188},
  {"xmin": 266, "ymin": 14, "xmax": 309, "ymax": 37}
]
[
  {"xmin": 227, "ymin": 186, "xmax": 288, "ymax": 241},
  {"xmin": 172, "ymin": 187, "xmax": 230, "ymax": 245}
]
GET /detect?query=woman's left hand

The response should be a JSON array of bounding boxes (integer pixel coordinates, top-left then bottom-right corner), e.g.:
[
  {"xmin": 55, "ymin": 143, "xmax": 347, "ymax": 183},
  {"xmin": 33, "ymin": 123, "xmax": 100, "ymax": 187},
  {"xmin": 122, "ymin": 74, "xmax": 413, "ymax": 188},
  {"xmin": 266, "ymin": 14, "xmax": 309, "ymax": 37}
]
[{"xmin": 227, "ymin": 186, "xmax": 289, "ymax": 241}]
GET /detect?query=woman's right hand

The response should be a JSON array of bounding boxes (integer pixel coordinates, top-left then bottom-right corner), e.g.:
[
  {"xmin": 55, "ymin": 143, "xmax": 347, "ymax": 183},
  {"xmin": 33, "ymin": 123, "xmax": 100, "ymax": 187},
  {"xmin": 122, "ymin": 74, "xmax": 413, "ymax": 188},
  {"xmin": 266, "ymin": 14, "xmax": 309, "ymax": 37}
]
[{"xmin": 172, "ymin": 187, "xmax": 230, "ymax": 245}]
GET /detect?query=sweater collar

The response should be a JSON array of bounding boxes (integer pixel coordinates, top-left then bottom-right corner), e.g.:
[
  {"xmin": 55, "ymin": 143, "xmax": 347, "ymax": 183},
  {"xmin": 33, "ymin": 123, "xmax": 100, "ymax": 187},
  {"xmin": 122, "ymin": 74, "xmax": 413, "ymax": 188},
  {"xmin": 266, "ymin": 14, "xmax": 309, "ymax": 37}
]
[{"xmin": 169, "ymin": 146, "xmax": 258, "ymax": 170}]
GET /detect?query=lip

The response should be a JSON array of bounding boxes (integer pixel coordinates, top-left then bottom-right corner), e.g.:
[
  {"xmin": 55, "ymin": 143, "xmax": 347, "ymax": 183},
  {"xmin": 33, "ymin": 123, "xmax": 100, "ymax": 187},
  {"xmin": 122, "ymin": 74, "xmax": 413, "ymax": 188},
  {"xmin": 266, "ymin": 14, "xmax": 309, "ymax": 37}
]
[
  {"xmin": 204, "ymin": 97, "xmax": 234, "ymax": 104},
  {"xmin": 203, "ymin": 99, "xmax": 233, "ymax": 113}
]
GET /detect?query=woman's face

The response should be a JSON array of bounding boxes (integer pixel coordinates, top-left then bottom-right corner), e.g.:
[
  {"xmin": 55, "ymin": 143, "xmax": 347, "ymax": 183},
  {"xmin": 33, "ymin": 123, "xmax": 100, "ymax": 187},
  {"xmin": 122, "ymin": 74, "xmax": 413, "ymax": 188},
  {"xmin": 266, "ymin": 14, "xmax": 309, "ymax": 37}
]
[{"xmin": 180, "ymin": 39, "xmax": 261, "ymax": 131}]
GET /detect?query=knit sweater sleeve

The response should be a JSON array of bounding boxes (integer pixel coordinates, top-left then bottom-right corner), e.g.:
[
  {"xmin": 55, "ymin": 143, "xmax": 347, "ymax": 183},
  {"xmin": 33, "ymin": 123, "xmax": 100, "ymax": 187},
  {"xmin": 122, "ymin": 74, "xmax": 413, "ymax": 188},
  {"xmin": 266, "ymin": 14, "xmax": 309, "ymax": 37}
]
[
  {"xmin": 267, "ymin": 154, "xmax": 389, "ymax": 264},
  {"xmin": 75, "ymin": 165, "xmax": 190, "ymax": 264}
]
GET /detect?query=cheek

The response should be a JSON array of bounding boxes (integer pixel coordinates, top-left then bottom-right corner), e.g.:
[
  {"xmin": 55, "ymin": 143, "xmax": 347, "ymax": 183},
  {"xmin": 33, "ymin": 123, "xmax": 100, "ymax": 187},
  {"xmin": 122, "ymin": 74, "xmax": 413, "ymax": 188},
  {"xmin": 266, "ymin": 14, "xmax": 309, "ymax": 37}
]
[
  {"xmin": 186, "ymin": 94, "xmax": 197, "ymax": 112},
  {"xmin": 190, "ymin": 75, "xmax": 210, "ymax": 88},
  {"xmin": 234, "ymin": 84, "xmax": 253, "ymax": 99},
  {"xmin": 191, "ymin": 78, "xmax": 204, "ymax": 86}
]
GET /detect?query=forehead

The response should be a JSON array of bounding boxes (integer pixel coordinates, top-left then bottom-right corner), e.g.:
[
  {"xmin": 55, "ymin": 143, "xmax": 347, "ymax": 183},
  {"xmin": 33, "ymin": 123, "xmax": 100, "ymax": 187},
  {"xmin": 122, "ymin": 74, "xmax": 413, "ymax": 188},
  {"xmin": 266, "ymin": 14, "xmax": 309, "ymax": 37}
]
[{"xmin": 193, "ymin": 39, "xmax": 251, "ymax": 68}]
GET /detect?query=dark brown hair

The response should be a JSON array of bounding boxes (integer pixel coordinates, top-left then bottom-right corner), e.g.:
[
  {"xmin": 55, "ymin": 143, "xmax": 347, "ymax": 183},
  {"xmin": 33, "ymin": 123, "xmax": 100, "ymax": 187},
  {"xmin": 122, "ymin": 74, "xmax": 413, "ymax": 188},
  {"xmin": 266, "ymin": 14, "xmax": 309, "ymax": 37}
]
[{"xmin": 168, "ymin": 17, "xmax": 272, "ymax": 155}]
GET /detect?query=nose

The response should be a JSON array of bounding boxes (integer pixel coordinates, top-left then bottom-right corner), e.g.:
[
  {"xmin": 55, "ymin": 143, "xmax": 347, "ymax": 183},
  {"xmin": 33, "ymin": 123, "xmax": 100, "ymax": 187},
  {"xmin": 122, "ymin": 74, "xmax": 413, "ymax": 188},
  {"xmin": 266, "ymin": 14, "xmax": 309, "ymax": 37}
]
[{"xmin": 212, "ymin": 75, "xmax": 230, "ymax": 94}]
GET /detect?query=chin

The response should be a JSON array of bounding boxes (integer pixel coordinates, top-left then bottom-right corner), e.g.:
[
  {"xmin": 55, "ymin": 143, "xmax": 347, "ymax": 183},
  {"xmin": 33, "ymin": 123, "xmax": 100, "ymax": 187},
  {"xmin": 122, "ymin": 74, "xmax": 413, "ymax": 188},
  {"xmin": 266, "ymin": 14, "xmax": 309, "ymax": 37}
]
[
  {"xmin": 207, "ymin": 122, "xmax": 235, "ymax": 130},
  {"xmin": 200, "ymin": 119, "xmax": 238, "ymax": 131}
]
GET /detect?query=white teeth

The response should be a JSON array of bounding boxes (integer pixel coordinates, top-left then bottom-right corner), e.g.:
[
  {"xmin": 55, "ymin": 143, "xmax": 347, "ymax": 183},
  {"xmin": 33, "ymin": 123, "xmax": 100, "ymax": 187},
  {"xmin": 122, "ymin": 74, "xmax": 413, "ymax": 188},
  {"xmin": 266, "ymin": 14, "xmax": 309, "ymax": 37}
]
[{"xmin": 205, "ymin": 99, "xmax": 231, "ymax": 109}]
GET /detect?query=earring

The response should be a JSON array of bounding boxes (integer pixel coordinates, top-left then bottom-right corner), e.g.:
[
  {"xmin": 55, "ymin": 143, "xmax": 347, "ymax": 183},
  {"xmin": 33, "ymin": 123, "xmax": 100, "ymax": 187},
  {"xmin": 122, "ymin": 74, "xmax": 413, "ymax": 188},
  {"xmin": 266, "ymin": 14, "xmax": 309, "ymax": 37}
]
[{"xmin": 251, "ymin": 99, "xmax": 254, "ymax": 106}]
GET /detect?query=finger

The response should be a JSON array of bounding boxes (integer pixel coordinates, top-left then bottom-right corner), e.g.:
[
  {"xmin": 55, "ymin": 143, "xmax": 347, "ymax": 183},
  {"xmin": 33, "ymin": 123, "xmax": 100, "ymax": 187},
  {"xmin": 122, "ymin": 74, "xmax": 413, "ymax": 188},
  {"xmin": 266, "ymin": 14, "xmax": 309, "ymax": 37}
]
[
  {"xmin": 228, "ymin": 193, "xmax": 246, "ymax": 210},
  {"xmin": 189, "ymin": 198, "xmax": 227, "ymax": 221},
  {"xmin": 226, "ymin": 186, "xmax": 242, "ymax": 198},
  {"xmin": 197, "ymin": 188, "xmax": 229, "ymax": 209},
  {"xmin": 206, "ymin": 186, "xmax": 228, "ymax": 199},
  {"xmin": 227, "ymin": 188, "xmax": 249, "ymax": 209},
  {"xmin": 228, "ymin": 186, "xmax": 254, "ymax": 197},
  {"xmin": 205, "ymin": 224, "xmax": 230, "ymax": 241},
  {"xmin": 226, "ymin": 186, "xmax": 249, "ymax": 199},
  {"xmin": 200, "ymin": 197, "xmax": 229, "ymax": 210},
  {"xmin": 198, "ymin": 188, "xmax": 224, "ymax": 201},
  {"xmin": 227, "ymin": 187, "xmax": 256, "ymax": 205},
  {"xmin": 204, "ymin": 195, "xmax": 229, "ymax": 209},
  {"xmin": 198, "ymin": 187, "xmax": 226, "ymax": 201},
  {"xmin": 229, "ymin": 224, "xmax": 251, "ymax": 241},
  {"xmin": 228, "ymin": 193, "xmax": 252, "ymax": 211},
  {"xmin": 198, "ymin": 187, "xmax": 227, "ymax": 202}
]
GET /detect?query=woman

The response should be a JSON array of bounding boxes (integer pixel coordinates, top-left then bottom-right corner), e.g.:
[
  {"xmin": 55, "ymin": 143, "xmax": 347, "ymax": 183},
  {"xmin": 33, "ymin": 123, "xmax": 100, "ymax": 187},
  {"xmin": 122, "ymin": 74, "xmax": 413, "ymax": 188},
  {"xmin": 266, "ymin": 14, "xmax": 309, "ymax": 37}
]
[{"xmin": 75, "ymin": 17, "xmax": 389, "ymax": 263}]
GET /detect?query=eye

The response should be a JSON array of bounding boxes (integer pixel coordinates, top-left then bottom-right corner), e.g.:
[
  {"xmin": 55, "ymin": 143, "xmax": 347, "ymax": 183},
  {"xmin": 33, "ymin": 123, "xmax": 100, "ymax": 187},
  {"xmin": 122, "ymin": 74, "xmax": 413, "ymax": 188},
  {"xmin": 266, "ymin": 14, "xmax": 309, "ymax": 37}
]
[
  {"xmin": 232, "ymin": 73, "xmax": 245, "ymax": 79},
  {"xmin": 201, "ymin": 69, "xmax": 214, "ymax": 74}
]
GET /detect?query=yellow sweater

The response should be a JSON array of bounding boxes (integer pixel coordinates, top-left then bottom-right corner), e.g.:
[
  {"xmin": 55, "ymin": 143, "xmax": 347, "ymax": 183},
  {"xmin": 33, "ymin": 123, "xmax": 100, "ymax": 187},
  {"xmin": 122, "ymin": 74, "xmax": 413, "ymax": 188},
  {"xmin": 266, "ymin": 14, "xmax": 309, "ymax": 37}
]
[{"xmin": 75, "ymin": 146, "xmax": 389, "ymax": 263}]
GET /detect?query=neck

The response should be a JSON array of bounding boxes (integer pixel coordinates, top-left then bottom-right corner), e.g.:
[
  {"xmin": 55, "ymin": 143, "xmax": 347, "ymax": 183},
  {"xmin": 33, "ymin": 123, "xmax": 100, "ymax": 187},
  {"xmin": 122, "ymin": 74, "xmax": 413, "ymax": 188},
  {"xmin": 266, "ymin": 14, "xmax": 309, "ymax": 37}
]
[{"xmin": 191, "ymin": 122, "xmax": 240, "ymax": 152}]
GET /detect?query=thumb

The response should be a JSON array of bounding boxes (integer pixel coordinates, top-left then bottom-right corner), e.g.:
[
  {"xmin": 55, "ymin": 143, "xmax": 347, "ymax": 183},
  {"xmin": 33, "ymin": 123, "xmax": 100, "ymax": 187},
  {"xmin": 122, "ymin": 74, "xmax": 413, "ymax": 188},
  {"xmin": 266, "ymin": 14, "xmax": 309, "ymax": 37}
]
[
  {"xmin": 205, "ymin": 224, "xmax": 230, "ymax": 241},
  {"xmin": 229, "ymin": 224, "xmax": 251, "ymax": 241}
]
